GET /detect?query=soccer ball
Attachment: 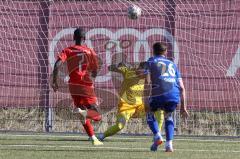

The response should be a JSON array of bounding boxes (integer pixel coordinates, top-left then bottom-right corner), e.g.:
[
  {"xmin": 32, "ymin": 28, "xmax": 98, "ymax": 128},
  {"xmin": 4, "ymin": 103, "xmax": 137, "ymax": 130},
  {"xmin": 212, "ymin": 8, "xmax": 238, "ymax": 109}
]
[{"xmin": 127, "ymin": 5, "xmax": 142, "ymax": 20}]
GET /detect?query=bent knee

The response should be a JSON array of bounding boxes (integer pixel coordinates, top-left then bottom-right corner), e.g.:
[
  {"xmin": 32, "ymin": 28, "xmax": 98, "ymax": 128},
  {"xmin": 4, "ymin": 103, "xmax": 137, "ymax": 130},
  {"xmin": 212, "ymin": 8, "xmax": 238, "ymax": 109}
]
[
  {"xmin": 92, "ymin": 114, "xmax": 102, "ymax": 121},
  {"xmin": 116, "ymin": 117, "xmax": 126, "ymax": 130},
  {"xmin": 164, "ymin": 112, "xmax": 173, "ymax": 121},
  {"xmin": 116, "ymin": 122, "xmax": 125, "ymax": 130}
]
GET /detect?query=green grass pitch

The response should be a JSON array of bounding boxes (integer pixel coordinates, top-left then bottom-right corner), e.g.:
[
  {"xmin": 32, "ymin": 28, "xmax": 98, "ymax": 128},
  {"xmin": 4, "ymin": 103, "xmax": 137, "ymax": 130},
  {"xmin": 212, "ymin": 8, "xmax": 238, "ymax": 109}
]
[{"xmin": 0, "ymin": 133, "xmax": 239, "ymax": 159}]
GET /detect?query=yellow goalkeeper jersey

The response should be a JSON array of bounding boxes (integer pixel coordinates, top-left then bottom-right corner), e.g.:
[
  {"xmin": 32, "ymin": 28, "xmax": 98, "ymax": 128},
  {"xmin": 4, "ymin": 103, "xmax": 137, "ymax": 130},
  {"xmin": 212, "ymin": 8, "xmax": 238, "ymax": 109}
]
[{"xmin": 118, "ymin": 66, "xmax": 145, "ymax": 105}]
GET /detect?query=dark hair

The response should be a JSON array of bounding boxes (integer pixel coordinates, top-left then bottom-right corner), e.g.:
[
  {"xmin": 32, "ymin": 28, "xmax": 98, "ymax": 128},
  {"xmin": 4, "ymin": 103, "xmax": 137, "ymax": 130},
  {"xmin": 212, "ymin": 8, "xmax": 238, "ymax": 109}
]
[
  {"xmin": 153, "ymin": 42, "xmax": 167, "ymax": 55},
  {"xmin": 74, "ymin": 28, "xmax": 86, "ymax": 41}
]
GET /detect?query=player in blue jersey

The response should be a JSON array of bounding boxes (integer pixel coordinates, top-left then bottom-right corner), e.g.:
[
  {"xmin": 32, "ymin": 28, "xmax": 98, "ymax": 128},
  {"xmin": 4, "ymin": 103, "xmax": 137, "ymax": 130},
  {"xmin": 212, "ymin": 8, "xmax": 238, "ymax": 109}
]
[{"xmin": 144, "ymin": 42, "xmax": 189, "ymax": 152}]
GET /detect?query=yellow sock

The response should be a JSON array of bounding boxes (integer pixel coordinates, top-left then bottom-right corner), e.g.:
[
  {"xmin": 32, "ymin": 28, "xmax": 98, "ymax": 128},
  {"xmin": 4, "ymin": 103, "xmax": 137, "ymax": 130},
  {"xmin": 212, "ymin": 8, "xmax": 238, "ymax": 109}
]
[
  {"xmin": 155, "ymin": 110, "xmax": 164, "ymax": 131},
  {"xmin": 104, "ymin": 122, "xmax": 124, "ymax": 138}
]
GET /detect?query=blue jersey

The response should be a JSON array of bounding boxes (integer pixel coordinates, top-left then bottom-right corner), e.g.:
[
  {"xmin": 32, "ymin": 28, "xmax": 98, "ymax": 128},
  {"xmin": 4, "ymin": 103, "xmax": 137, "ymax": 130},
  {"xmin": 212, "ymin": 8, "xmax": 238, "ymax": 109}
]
[{"xmin": 146, "ymin": 55, "xmax": 182, "ymax": 104}]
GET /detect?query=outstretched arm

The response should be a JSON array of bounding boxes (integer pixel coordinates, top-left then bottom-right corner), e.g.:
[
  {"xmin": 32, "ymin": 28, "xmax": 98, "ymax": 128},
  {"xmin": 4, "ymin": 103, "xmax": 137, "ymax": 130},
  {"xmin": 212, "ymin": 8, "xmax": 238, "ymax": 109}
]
[
  {"xmin": 143, "ymin": 73, "xmax": 151, "ymax": 112},
  {"xmin": 89, "ymin": 49, "xmax": 99, "ymax": 78},
  {"xmin": 108, "ymin": 64, "xmax": 119, "ymax": 72},
  {"xmin": 52, "ymin": 58, "xmax": 61, "ymax": 92},
  {"xmin": 136, "ymin": 62, "xmax": 148, "ymax": 79},
  {"xmin": 179, "ymin": 79, "xmax": 189, "ymax": 118}
]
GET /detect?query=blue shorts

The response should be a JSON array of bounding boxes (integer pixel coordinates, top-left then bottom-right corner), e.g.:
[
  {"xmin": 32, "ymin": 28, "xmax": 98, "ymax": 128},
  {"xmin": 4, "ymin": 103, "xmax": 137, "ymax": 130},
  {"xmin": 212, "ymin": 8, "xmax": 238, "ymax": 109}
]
[{"xmin": 149, "ymin": 97, "xmax": 178, "ymax": 112}]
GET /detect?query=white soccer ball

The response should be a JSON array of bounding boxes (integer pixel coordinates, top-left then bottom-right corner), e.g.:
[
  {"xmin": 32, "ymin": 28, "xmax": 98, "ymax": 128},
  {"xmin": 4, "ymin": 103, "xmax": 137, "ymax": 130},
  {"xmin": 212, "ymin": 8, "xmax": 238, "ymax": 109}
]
[{"xmin": 127, "ymin": 5, "xmax": 142, "ymax": 20}]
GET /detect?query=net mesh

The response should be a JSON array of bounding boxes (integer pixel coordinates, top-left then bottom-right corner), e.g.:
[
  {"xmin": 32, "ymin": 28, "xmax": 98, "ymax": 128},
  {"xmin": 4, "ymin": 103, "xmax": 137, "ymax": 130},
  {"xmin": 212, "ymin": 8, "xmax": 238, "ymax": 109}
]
[{"xmin": 0, "ymin": 0, "xmax": 240, "ymax": 136}]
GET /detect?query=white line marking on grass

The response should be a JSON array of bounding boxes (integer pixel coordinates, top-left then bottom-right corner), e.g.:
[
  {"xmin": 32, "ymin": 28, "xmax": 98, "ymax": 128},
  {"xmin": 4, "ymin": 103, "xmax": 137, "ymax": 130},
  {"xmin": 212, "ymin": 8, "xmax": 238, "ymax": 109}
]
[
  {"xmin": 0, "ymin": 144, "xmax": 240, "ymax": 153},
  {"xmin": 174, "ymin": 138, "xmax": 240, "ymax": 143},
  {"xmin": 1, "ymin": 133, "xmax": 240, "ymax": 143},
  {"xmin": 176, "ymin": 148, "xmax": 240, "ymax": 153}
]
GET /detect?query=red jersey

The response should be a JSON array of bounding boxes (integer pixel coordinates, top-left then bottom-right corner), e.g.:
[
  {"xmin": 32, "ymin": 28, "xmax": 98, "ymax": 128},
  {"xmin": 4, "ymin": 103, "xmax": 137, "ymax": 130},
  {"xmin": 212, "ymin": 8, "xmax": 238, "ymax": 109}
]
[
  {"xmin": 58, "ymin": 45, "xmax": 98, "ymax": 85},
  {"xmin": 58, "ymin": 45, "xmax": 98, "ymax": 105}
]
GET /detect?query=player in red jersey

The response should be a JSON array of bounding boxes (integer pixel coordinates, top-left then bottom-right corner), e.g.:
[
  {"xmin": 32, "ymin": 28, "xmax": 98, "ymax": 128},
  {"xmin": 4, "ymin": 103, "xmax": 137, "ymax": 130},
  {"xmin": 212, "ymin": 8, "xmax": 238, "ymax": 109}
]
[{"xmin": 52, "ymin": 28, "xmax": 103, "ymax": 146}]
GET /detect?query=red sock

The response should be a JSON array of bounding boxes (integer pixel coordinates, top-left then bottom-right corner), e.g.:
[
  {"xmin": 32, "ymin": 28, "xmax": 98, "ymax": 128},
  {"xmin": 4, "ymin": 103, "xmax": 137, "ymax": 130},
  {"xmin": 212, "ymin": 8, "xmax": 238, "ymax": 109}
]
[{"xmin": 82, "ymin": 119, "xmax": 94, "ymax": 137}]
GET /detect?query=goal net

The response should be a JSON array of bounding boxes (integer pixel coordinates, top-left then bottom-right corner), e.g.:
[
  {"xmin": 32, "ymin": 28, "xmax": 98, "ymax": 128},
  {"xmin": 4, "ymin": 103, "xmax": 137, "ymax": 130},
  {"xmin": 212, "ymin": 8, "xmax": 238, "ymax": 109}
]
[{"xmin": 0, "ymin": 0, "xmax": 240, "ymax": 136}]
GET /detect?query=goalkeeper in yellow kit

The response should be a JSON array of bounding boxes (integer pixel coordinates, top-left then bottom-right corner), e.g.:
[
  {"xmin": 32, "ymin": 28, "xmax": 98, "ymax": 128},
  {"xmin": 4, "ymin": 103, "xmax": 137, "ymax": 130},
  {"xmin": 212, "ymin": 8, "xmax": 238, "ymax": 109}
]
[{"xmin": 98, "ymin": 62, "xmax": 164, "ymax": 140}]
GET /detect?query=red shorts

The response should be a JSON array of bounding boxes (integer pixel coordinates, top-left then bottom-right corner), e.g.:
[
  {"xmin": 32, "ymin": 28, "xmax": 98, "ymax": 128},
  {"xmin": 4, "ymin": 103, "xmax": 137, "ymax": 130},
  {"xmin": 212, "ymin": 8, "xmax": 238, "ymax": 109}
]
[
  {"xmin": 71, "ymin": 96, "xmax": 101, "ymax": 122},
  {"xmin": 68, "ymin": 82, "xmax": 97, "ymax": 106},
  {"xmin": 71, "ymin": 95, "xmax": 97, "ymax": 107}
]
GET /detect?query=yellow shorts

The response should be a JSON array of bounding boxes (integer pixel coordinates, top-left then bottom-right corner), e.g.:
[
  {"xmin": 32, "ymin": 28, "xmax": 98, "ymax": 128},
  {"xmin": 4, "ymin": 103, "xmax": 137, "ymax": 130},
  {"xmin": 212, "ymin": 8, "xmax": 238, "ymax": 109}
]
[
  {"xmin": 116, "ymin": 101, "xmax": 164, "ymax": 130},
  {"xmin": 117, "ymin": 101, "xmax": 145, "ymax": 121}
]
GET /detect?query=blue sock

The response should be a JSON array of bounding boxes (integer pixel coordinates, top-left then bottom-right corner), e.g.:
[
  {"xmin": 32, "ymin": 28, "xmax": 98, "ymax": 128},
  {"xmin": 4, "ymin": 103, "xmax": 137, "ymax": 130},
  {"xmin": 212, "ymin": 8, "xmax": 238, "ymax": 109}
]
[
  {"xmin": 165, "ymin": 115, "xmax": 174, "ymax": 141},
  {"xmin": 146, "ymin": 112, "xmax": 159, "ymax": 135}
]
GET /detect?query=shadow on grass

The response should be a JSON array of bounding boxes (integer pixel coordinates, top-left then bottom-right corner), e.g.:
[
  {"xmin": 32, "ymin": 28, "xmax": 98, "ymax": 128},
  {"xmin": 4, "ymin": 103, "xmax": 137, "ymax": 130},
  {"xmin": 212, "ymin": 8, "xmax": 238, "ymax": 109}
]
[
  {"xmin": 0, "ymin": 138, "xmax": 88, "ymax": 142},
  {"xmin": 0, "ymin": 148, "xmax": 149, "ymax": 153},
  {"xmin": 102, "ymin": 139, "xmax": 139, "ymax": 143},
  {"xmin": 0, "ymin": 137, "xmax": 143, "ymax": 143}
]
